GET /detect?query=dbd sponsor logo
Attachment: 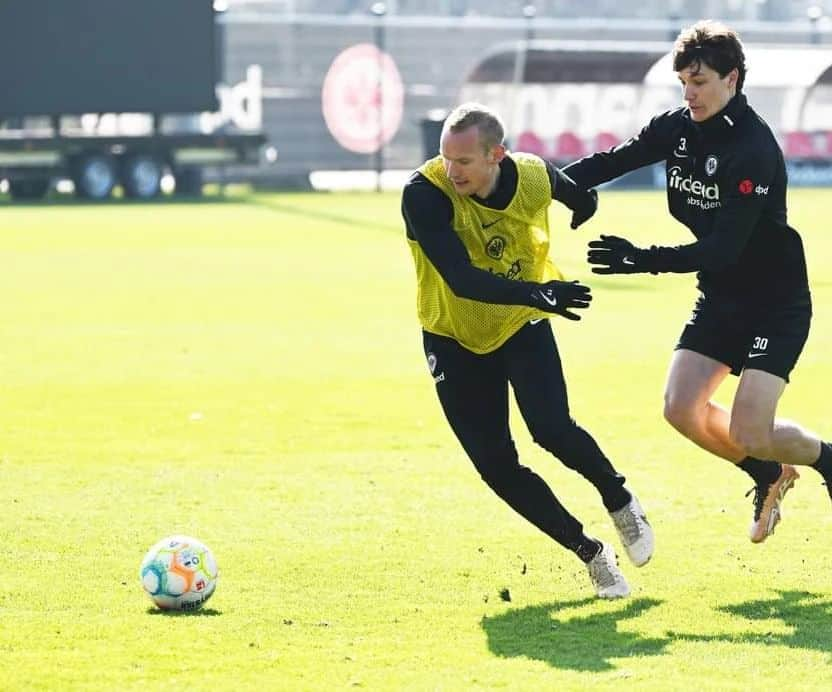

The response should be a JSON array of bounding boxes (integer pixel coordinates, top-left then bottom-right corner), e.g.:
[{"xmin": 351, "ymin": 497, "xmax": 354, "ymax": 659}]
[
  {"xmin": 668, "ymin": 166, "xmax": 720, "ymax": 199},
  {"xmin": 738, "ymin": 179, "xmax": 768, "ymax": 196}
]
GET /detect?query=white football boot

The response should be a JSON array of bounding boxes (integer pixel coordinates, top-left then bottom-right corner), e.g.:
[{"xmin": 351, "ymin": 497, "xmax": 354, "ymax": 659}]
[
  {"xmin": 609, "ymin": 494, "xmax": 654, "ymax": 567},
  {"xmin": 586, "ymin": 542, "xmax": 630, "ymax": 599}
]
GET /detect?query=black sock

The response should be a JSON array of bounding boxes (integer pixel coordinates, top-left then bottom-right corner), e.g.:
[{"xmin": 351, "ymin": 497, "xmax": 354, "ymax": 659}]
[
  {"xmin": 574, "ymin": 537, "xmax": 602, "ymax": 564},
  {"xmin": 737, "ymin": 457, "xmax": 781, "ymax": 486},
  {"xmin": 811, "ymin": 442, "xmax": 832, "ymax": 480},
  {"xmin": 603, "ymin": 487, "xmax": 632, "ymax": 514}
]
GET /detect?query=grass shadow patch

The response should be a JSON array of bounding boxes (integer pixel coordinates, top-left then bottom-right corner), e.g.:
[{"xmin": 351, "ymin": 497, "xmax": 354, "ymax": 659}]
[
  {"xmin": 668, "ymin": 590, "xmax": 832, "ymax": 660},
  {"xmin": 246, "ymin": 195, "xmax": 400, "ymax": 233},
  {"xmin": 482, "ymin": 597, "xmax": 668, "ymax": 672},
  {"xmin": 0, "ymin": 194, "xmax": 241, "ymax": 208},
  {"xmin": 146, "ymin": 607, "xmax": 222, "ymax": 617}
]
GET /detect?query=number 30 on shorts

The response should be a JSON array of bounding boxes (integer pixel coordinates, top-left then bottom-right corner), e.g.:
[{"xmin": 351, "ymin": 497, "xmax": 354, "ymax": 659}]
[{"xmin": 752, "ymin": 336, "xmax": 768, "ymax": 351}]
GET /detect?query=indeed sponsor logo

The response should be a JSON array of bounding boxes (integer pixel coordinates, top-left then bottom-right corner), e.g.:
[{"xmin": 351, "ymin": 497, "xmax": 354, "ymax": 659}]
[{"xmin": 668, "ymin": 166, "xmax": 720, "ymax": 200}]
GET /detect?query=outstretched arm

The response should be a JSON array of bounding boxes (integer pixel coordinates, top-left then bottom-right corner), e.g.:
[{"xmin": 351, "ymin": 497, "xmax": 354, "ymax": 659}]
[
  {"xmin": 563, "ymin": 109, "xmax": 680, "ymax": 189},
  {"xmin": 587, "ymin": 152, "xmax": 775, "ymax": 275}
]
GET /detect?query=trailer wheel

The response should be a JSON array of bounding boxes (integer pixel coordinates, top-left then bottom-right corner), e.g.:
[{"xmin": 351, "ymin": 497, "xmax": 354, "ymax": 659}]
[
  {"xmin": 9, "ymin": 178, "xmax": 50, "ymax": 200},
  {"xmin": 121, "ymin": 154, "xmax": 162, "ymax": 199},
  {"xmin": 174, "ymin": 167, "xmax": 203, "ymax": 197},
  {"xmin": 73, "ymin": 153, "xmax": 117, "ymax": 200}
]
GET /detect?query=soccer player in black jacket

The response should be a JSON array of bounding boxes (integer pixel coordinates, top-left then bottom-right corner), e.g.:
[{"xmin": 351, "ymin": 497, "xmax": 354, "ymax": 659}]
[
  {"xmin": 402, "ymin": 103, "xmax": 654, "ymax": 599},
  {"xmin": 565, "ymin": 20, "xmax": 832, "ymax": 543}
]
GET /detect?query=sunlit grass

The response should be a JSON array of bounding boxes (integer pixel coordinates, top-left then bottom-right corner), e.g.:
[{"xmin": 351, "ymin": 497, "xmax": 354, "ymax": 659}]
[{"xmin": 1, "ymin": 189, "xmax": 831, "ymax": 689}]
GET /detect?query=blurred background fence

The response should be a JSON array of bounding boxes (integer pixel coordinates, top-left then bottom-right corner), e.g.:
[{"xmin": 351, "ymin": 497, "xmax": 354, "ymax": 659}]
[
  {"xmin": 5, "ymin": 0, "xmax": 832, "ymax": 195},
  {"xmin": 223, "ymin": 0, "xmax": 832, "ymax": 187}
]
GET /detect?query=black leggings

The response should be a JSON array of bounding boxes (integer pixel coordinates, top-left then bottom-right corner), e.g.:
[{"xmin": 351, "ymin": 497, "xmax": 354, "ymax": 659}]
[{"xmin": 423, "ymin": 320, "xmax": 628, "ymax": 551}]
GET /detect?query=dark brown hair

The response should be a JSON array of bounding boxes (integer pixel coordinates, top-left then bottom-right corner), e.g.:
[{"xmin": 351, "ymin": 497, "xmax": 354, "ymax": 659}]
[{"xmin": 673, "ymin": 20, "xmax": 746, "ymax": 91}]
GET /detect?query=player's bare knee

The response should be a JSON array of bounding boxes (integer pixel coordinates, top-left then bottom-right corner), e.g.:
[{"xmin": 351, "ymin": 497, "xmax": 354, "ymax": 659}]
[
  {"xmin": 729, "ymin": 425, "xmax": 773, "ymax": 460},
  {"xmin": 663, "ymin": 398, "xmax": 696, "ymax": 435}
]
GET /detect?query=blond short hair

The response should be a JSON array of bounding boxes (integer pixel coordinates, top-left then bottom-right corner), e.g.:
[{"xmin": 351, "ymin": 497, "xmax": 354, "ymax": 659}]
[{"xmin": 442, "ymin": 102, "xmax": 505, "ymax": 153}]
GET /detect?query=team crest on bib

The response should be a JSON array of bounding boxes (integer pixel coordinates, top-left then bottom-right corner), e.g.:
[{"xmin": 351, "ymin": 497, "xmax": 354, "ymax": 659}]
[
  {"xmin": 486, "ymin": 235, "xmax": 506, "ymax": 259},
  {"xmin": 705, "ymin": 155, "xmax": 719, "ymax": 176}
]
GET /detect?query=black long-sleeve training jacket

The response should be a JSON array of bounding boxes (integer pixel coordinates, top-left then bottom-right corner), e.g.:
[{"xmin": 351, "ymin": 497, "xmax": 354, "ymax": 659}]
[{"xmin": 564, "ymin": 93, "xmax": 810, "ymax": 304}]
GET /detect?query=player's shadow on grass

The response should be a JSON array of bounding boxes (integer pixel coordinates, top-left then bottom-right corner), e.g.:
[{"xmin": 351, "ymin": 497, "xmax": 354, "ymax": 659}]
[
  {"xmin": 668, "ymin": 590, "xmax": 832, "ymax": 660},
  {"xmin": 482, "ymin": 597, "xmax": 668, "ymax": 672},
  {"xmin": 0, "ymin": 195, "xmax": 237, "ymax": 208},
  {"xmin": 248, "ymin": 196, "xmax": 400, "ymax": 233},
  {"xmin": 146, "ymin": 607, "xmax": 222, "ymax": 617}
]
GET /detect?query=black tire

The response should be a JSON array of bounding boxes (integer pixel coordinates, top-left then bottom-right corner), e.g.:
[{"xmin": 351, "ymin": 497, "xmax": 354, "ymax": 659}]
[
  {"xmin": 8, "ymin": 178, "xmax": 50, "ymax": 200},
  {"xmin": 174, "ymin": 168, "xmax": 203, "ymax": 197},
  {"xmin": 72, "ymin": 153, "xmax": 117, "ymax": 200},
  {"xmin": 121, "ymin": 154, "xmax": 162, "ymax": 199}
]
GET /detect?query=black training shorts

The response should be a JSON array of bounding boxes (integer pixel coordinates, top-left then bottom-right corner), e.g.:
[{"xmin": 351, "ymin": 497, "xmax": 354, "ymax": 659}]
[{"xmin": 675, "ymin": 292, "xmax": 812, "ymax": 382}]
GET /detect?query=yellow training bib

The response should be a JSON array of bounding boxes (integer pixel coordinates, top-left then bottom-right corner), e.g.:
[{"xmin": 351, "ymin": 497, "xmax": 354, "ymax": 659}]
[{"xmin": 408, "ymin": 152, "xmax": 564, "ymax": 354}]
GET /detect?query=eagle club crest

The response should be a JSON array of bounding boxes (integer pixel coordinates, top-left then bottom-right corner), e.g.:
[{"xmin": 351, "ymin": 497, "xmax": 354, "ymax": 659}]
[
  {"xmin": 486, "ymin": 235, "xmax": 506, "ymax": 259},
  {"xmin": 705, "ymin": 155, "xmax": 719, "ymax": 176}
]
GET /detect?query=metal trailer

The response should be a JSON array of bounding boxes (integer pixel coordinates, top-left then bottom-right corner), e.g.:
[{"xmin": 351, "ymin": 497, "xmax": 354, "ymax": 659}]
[{"xmin": 0, "ymin": 0, "xmax": 266, "ymax": 201}]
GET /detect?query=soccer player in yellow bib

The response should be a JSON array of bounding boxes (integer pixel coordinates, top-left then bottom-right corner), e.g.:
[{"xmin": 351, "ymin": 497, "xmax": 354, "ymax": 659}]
[{"xmin": 402, "ymin": 103, "xmax": 654, "ymax": 598}]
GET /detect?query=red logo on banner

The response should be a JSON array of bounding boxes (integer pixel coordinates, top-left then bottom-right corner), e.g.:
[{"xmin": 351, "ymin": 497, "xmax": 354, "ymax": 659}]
[
  {"xmin": 738, "ymin": 179, "xmax": 754, "ymax": 195},
  {"xmin": 321, "ymin": 43, "xmax": 404, "ymax": 154}
]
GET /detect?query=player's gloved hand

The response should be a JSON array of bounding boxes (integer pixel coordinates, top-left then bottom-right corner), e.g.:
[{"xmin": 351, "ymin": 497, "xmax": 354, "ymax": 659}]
[
  {"xmin": 587, "ymin": 235, "xmax": 656, "ymax": 274},
  {"xmin": 528, "ymin": 280, "xmax": 592, "ymax": 321},
  {"xmin": 569, "ymin": 188, "xmax": 598, "ymax": 230},
  {"xmin": 552, "ymin": 168, "xmax": 598, "ymax": 229}
]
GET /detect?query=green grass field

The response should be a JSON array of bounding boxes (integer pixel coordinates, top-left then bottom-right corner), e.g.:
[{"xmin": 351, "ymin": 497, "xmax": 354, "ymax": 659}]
[{"xmin": 1, "ymin": 189, "xmax": 831, "ymax": 690}]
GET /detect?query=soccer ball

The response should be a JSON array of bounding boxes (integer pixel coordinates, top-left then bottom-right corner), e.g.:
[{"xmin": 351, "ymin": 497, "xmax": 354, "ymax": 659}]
[{"xmin": 139, "ymin": 535, "xmax": 218, "ymax": 611}]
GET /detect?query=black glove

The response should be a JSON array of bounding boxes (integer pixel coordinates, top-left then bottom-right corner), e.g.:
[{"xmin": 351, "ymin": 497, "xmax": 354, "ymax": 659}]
[
  {"xmin": 552, "ymin": 168, "xmax": 598, "ymax": 229},
  {"xmin": 587, "ymin": 235, "xmax": 656, "ymax": 274},
  {"xmin": 569, "ymin": 188, "xmax": 598, "ymax": 230},
  {"xmin": 528, "ymin": 280, "xmax": 592, "ymax": 321}
]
